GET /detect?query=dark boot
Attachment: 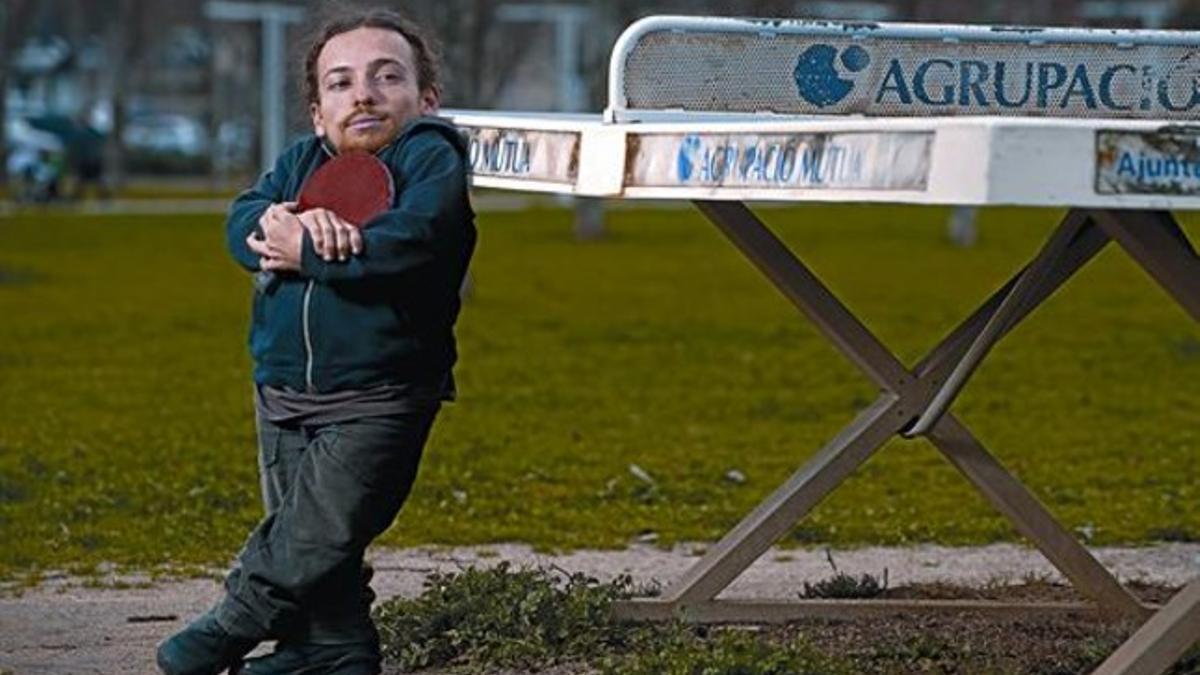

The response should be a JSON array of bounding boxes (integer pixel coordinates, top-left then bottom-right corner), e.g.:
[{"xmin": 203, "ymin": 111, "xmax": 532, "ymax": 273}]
[
  {"xmin": 232, "ymin": 640, "xmax": 381, "ymax": 675},
  {"xmin": 156, "ymin": 611, "xmax": 258, "ymax": 675}
]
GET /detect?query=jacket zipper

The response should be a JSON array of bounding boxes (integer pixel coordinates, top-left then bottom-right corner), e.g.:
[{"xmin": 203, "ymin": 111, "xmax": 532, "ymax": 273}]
[
  {"xmin": 302, "ymin": 279, "xmax": 316, "ymax": 392},
  {"xmin": 301, "ymin": 136, "xmax": 395, "ymax": 393}
]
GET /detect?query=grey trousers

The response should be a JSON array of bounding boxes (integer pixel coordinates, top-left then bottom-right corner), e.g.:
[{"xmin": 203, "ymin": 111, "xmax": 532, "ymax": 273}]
[{"xmin": 215, "ymin": 408, "xmax": 437, "ymax": 644}]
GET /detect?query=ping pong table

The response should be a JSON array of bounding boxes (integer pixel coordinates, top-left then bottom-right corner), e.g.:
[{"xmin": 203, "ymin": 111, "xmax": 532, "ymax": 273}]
[{"xmin": 446, "ymin": 16, "xmax": 1200, "ymax": 675}]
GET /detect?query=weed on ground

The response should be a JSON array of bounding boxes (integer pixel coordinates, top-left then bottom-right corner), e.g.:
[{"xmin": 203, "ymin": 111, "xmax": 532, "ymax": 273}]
[{"xmin": 375, "ymin": 565, "xmax": 1200, "ymax": 675}]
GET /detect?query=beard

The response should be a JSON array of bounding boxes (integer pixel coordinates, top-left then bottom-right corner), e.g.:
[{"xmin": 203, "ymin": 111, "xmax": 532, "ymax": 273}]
[{"xmin": 332, "ymin": 114, "xmax": 401, "ymax": 154}]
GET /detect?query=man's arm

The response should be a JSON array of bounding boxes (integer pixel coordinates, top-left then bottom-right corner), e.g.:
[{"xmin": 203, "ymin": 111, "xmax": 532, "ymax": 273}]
[
  {"xmin": 226, "ymin": 144, "xmax": 303, "ymax": 272},
  {"xmin": 297, "ymin": 133, "xmax": 469, "ymax": 283}
]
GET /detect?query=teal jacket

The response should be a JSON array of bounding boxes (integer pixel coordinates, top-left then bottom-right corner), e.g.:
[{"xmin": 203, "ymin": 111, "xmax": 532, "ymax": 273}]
[{"xmin": 226, "ymin": 117, "xmax": 476, "ymax": 393}]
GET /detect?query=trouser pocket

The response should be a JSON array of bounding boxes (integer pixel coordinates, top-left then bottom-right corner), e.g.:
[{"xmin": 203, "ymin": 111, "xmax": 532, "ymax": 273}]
[{"xmin": 221, "ymin": 408, "xmax": 439, "ymax": 639}]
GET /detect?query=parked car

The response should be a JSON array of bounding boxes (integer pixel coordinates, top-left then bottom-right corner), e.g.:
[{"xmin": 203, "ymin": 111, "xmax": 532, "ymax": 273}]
[
  {"xmin": 122, "ymin": 113, "xmax": 209, "ymax": 157},
  {"xmin": 122, "ymin": 112, "xmax": 210, "ymax": 173}
]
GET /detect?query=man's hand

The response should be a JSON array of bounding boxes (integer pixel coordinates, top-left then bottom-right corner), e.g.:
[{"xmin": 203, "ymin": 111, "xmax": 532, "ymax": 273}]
[
  {"xmin": 296, "ymin": 208, "xmax": 363, "ymax": 262},
  {"xmin": 247, "ymin": 202, "xmax": 304, "ymax": 272},
  {"xmin": 247, "ymin": 203, "xmax": 364, "ymax": 272}
]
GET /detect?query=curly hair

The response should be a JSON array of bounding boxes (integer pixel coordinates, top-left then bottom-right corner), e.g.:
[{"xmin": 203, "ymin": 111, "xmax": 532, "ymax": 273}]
[{"xmin": 301, "ymin": 5, "xmax": 442, "ymax": 106}]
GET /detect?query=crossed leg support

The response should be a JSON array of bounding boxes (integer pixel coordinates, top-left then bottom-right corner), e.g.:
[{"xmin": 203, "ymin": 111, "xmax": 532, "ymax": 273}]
[
  {"xmin": 611, "ymin": 204, "xmax": 1200, "ymax": 674},
  {"xmin": 1087, "ymin": 211, "xmax": 1200, "ymax": 674}
]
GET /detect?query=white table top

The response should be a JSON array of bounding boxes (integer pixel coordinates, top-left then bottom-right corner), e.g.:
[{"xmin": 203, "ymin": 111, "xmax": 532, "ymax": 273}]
[{"xmin": 444, "ymin": 110, "xmax": 1200, "ymax": 210}]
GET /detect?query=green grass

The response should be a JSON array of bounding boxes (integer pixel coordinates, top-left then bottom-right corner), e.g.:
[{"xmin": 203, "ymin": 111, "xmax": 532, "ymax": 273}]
[{"xmin": 0, "ymin": 205, "xmax": 1197, "ymax": 578}]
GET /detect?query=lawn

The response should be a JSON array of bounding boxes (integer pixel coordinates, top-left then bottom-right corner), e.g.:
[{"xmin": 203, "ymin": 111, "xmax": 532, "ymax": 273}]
[{"xmin": 0, "ymin": 204, "xmax": 1197, "ymax": 579}]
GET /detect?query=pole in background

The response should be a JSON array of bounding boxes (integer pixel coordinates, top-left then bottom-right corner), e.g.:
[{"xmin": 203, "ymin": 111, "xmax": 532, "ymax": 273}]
[
  {"xmin": 205, "ymin": 1, "xmax": 304, "ymax": 173},
  {"xmin": 497, "ymin": 3, "xmax": 605, "ymax": 240}
]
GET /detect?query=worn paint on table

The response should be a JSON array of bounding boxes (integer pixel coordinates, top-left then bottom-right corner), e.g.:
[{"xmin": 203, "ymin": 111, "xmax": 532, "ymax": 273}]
[
  {"xmin": 461, "ymin": 127, "xmax": 580, "ymax": 185},
  {"xmin": 1096, "ymin": 128, "xmax": 1200, "ymax": 195},
  {"xmin": 619, "ymin": 18, "xmax": 1200, "ymax": 120},
  {"xmin": 627, "ymin": 131, "xmax": 932, "ymax": 192}
]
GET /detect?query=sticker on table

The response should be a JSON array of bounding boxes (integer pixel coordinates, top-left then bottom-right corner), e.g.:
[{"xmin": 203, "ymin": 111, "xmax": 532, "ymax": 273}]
[
  {"xmin": 1096, "ymin": 129, "xmax": 1200, "ymax": 195},
  {"xmin": 462, "ymin": 127, "xmax": 580, "ymax": 184},
  {"xmin": 628, "ymin": 132, "xmax": 932, "ymax": 191}
]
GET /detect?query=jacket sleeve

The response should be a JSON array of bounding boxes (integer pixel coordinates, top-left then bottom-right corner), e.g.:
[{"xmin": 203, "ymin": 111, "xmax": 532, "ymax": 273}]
[
  {"xmin": 225, "ymin": 146, "xmax": 297, "ymax": 272},
  {"xmin": 299, "ymin": 133, "xmax": 468, "ymax": 283}
]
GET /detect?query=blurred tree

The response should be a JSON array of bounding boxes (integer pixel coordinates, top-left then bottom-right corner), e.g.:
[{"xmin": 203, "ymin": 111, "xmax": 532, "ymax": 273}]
[
  {"xmin": 417, "ymin": 0, "xmax": 538, "ymax": 107},
  {"xmin": 298, "ymin": 0, "xmax": 536, "ymax": 109},
  {"xmin": 0, "ymin": 0, "xmax": 39, "ymax": 185},
  {"xmin": 1171, "ymin": 0, "xmax": 1200, "ymax": 26},
  {"xmin": 3, "ymin": 0, "xmax": 214, "ymax": 187},
  {"xmin": 1043, "ymin": 0, "xmax": 1083, "ymax": 25},
  {"xmin": 886, "ymin": 0, "xmax": 1085, "ymax": 24},
  {"xmin": 76, "ymin": 0, "xmax": 206, "ymax": 188},
  {"xmin": 741, "ymin": 0, "xmax": 809, "ymax": 14},
  {"xmin": 99, "ymin": 0, "xmax": 141, "ymax": 191},
  {"xmin": 95, "ymin": 0, "xmax": 205, "ymax": 188}
]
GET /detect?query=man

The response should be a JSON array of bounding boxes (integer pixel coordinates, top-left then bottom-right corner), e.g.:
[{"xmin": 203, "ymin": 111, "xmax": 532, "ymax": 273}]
[{"xmin": 157, "ymin": 8, "xmax": 476, "ymax": 675}]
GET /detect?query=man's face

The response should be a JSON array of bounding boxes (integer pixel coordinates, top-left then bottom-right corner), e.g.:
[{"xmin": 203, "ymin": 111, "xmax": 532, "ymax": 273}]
[{"xmin": 310, "ymin": 27, "xmax": 438, "ymax": 154}]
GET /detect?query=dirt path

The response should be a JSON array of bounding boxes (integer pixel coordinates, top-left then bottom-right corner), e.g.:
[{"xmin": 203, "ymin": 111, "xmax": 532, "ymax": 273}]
[{"xmin": 2, "ymin": 542, "xmax": 1197, "ymax": 675}]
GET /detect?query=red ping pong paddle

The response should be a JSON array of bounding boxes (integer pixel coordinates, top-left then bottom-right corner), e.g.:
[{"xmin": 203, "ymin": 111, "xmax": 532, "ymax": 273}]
[
  {"xmin": 256, "ymin": 152, "xmax": 393, "ymax": 293},
  {"xmin": 297, "ymin": 151, "xmax": 394, "ymax": 226}
]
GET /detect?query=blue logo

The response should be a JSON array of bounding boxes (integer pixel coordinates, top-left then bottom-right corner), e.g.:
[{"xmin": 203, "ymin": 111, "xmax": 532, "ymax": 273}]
[
  {"xmin": 793, "ymin": 44, "xmax": 870, "ymax": 108},
  {"xmin": 673, "ymin": 133, "xmax": 870, "ymax": 187},
  {"xmin": 676, "ymin": 134, "xmax": 702, "ymax": 181}
]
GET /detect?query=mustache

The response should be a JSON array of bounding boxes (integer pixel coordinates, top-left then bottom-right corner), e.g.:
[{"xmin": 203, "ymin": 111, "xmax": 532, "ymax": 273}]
[{"xmin": 341, "ymin": 109, "xmax": 388, "ymax": 128}]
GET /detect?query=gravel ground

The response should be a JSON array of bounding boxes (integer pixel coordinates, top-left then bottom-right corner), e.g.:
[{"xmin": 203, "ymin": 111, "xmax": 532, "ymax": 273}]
[{"xmin": 2, "ymin": 542, "xmax": 1197, "ymax": 675}]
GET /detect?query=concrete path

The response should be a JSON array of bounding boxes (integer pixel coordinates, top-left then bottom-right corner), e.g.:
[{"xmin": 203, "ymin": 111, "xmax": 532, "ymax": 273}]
[{"xmin": 2, "ymin": 543, "xmax": 1197, "ymax": 675}]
